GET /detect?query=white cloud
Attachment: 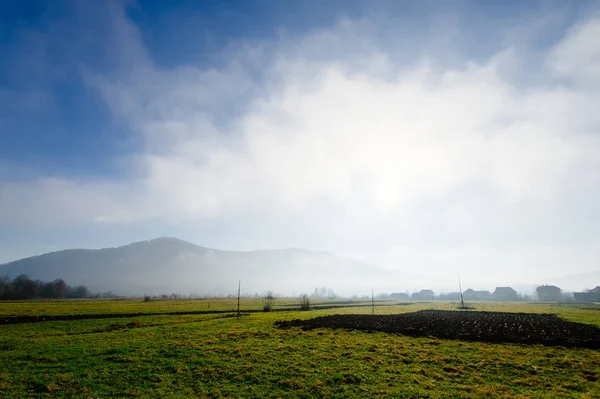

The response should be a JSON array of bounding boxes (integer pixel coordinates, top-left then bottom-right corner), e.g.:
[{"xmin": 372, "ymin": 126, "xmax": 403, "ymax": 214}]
[
  {"xmin": 1, "ymin": 6, "xmax": 600, "ymax": 281},
  {"xmin": 123, "ymin": 56, "xmax": 592, "ymax": 218},
  {"xmin": 548, "ymin": 17, "xmax": 600, "ymax": 84}
]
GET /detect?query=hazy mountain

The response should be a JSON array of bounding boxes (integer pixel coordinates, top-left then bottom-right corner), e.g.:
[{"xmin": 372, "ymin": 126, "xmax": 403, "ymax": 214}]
[{"xmin": 0, "ymin": 237, "xmax": 423, "ymax": 296}]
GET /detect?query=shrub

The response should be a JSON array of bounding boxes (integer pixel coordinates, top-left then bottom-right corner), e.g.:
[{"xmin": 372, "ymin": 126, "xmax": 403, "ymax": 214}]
[
  {"xmin": 299, "ymin": 294, "xmax": 311, "ymax": 311},
  {"xmin": 262, "ymin": 290, "xmax": 276, "ymax": 312}
]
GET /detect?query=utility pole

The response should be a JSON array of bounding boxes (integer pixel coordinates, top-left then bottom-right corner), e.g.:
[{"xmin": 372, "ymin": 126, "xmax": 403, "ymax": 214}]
[
  {"xmin": 372, "ymin": 288, "xmax": 374, "ymax": 314},
  {"xmin": 237, "ymin": 280, "xmax": 241, "ymax": 319},
  {"xmin": 458, "ymin": 276, "xmax": 465, "ymax": 309}
]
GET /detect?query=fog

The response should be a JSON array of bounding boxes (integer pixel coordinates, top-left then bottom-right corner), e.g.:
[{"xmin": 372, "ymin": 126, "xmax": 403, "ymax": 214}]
[
  {"xmin": 0, "ymin": 238, "xmax": 597, "ymax": 299},
  {"xmin": 0, "ymin": 2, "xmax": 599, "ymax": 289}
]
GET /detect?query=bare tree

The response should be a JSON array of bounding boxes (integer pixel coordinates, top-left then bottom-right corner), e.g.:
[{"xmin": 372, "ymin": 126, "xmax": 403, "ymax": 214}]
[
  {"xmin": 262, "ymin": 290, "xmax": 277, "ymax": 312},
  {"xmin": 298, "ymin": 294, "xmax": 311, "ymax": 311}
]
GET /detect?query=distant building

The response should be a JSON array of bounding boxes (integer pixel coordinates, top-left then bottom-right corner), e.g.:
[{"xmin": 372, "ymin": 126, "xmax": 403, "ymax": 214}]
[
  {"xmin": 574, "ymin": 286, "xmax": 600, "ymax": 303},
  {"xmin": 411, "ymin": 289, "xmax": 435, "ymax": 300},
  {"xmin": 389, "ymin": 292, "xmax": 410, "ymax": 300},
  {"xmin": 438, "ymin": 292, "xmax": 462, "ymax": 300},
  {"xmin": 536, "ymin": 285, "xmax": 562, "ymax": 302},
  {"xmin": 493, "ymin": 287, "xmax": 519, "ymax": 301},
  {"xmin": 463, "ymin": 289, "xmax": 493, "ymax": 301}
]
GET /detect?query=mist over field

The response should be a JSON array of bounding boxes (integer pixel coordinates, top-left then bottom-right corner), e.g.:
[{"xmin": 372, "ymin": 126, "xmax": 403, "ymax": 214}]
[{"xmin": 1, "ymin": 237, "xmax": 597, "ymax": 297}]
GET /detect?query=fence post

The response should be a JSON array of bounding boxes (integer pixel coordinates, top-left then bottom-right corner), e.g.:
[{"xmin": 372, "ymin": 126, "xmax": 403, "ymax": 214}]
[{"xmin": 237, "ymin": 280, "xmax": 241, "ymax": 319}]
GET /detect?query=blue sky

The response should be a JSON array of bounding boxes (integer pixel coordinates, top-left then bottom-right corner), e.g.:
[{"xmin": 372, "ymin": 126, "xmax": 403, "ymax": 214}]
[
  {"xmin": 1, "ymin": 0, "xmax": 583, "ymax": 177},
  {"xmin": 1, "ymin": 1, "xmax": 599, "ymax": 288},
  {"xmin": 0, "ymin": 0, "xmax": 583, "ymax": 176}
]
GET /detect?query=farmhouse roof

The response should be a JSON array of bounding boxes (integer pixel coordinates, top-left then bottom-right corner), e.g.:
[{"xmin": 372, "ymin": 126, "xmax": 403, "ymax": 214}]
[
  {"xmin": 494, "ymin": 286, "xmax": 517, "ymax": 293},
  {"xmin": 536, "ymin": 285, "xmax": 561, "ymax": 292}
]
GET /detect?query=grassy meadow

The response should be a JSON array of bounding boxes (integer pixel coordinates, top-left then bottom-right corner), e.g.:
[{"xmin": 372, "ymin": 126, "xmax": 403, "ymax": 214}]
[{"xmin": 1, "ymin": 299, "xmax": 599, "ymax": 398}]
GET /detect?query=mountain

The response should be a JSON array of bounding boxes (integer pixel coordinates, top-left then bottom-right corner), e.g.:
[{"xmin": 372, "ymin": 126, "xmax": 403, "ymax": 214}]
[{"xmin": 0, "ymin": 237, "xmax": 421, "ymax": 296}]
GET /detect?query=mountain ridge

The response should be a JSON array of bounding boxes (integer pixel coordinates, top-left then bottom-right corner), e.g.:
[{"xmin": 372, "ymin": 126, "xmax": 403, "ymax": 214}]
[
  {"xmin": 0, "ymin": 237, "xmax": 413, "ymax": 296},
  {"xmin": 2, "ymin": 238, "xmax": 596, "ymax": 296}
]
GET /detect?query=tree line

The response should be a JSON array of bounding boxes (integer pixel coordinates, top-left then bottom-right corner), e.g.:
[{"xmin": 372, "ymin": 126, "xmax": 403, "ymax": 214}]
[{"xmin": 0, "ymin": 274, "xmax": 107, "ymax": 300}]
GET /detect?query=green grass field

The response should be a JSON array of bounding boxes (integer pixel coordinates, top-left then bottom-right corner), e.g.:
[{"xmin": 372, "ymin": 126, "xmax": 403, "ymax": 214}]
[{"xmin": 1, "ymin": 299, "xmax": 599, "ymax": 398}]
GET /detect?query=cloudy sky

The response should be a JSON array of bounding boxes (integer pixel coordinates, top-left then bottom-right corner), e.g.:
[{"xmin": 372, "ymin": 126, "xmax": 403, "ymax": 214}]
[{"xmin": 0, "ymin": 0, "xmax": 599, "ymax": 285}]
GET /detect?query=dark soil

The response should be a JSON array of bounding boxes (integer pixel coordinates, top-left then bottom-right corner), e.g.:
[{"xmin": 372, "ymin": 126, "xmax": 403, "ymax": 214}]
[
  {"xmin": 275, "ymin": 310, "xmax": 600, "ymax": 349},
  {"xmin": 0, "ymin": 310, "xmax": 233, "ymax": 325}
]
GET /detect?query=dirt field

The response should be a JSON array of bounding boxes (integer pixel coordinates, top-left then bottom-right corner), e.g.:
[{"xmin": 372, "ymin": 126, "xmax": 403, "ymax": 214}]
[{"xmin": 275, "ymin": 309, "xmax": 600, "ymax": 349}]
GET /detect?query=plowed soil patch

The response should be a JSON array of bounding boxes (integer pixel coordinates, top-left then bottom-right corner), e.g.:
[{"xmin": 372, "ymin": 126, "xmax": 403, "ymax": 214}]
[{"xmin": 275, "ymin": 310, "xmax": 600, "ymax": 349}]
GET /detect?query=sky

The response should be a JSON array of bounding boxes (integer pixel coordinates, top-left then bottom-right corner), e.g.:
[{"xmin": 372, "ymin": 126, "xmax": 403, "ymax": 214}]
[{"xmin": 0, "ymin": 0, "xmax": 599, "ymax": 286}]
